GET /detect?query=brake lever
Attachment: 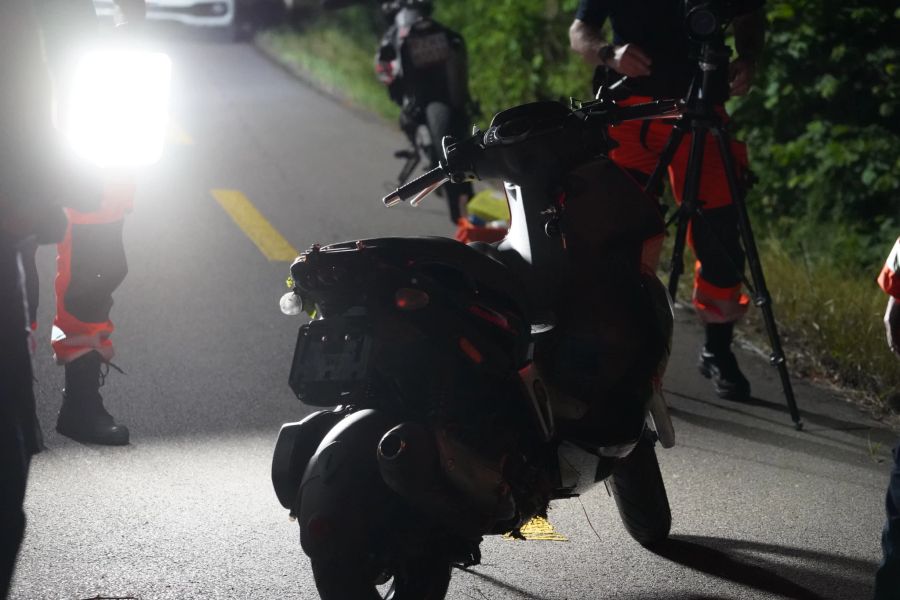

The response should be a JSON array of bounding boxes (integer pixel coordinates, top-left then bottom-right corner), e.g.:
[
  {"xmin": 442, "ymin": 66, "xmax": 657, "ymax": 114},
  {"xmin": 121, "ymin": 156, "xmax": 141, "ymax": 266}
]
[
  {"xmin": 409, "ymin": 178, "xmax": 448, "ymax": 207},
  {"xmin": 383, "ymin": 165, "xmax": 449, "ymax": 207}
]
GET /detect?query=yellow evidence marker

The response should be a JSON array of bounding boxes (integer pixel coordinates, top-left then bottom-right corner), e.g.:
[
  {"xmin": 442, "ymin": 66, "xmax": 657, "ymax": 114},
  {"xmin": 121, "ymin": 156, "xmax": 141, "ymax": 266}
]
[{"xmin": 503, "ymin": 516, "xmax": 568, "ymax": 542}]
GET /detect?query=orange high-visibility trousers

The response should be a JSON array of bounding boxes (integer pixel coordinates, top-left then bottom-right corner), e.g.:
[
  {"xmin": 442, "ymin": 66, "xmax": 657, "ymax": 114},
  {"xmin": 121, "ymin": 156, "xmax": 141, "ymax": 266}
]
[
  {"xmin": 607, "ymin": 96, "xmax": 750, "ymax": 323},
  {"xmin": 51, "ymin": 178, "xmax": 132, "ymax": 364}
]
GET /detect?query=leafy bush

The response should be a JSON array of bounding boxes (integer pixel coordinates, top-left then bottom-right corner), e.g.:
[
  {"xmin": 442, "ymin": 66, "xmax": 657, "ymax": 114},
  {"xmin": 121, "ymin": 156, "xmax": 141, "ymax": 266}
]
[
  {"xmin": 730, "ymin": 0, "xmax": 900, "ymax": 270},
  {"xmin": 744, "ymin": 240, "xmax": 900, "ymax": 405},
  {"xmin": 434, "ymin": 0, "xmax": 588, "ymax": 124}
]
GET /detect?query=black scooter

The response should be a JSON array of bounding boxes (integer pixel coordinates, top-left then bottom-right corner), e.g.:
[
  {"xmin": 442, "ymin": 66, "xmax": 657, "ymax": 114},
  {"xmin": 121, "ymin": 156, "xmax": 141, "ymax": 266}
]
[{"xmin": 272, "ymin": 97, "xmax": 679, "ymax": 599}]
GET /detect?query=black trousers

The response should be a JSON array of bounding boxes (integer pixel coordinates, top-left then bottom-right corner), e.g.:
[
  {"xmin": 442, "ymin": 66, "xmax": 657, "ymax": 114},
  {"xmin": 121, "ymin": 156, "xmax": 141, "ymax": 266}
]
[
  {"xmin": 0, "ymin": 235, "xmax": 37, "ymax": 599},
  {"xmin": 875, "ymin": 442, "xmax": 900, "ymax": 599}
]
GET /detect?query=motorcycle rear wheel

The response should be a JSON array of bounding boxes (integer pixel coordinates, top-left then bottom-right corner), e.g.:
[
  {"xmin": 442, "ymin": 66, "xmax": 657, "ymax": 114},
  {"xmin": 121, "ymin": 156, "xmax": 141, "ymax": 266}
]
[
  {"xmin": 311, "ymin": 555, "xmax": 452, "ymax": 600},
  {"xmin": 609, "ymin": 435, "xmax": 672, "ymax": 547}
]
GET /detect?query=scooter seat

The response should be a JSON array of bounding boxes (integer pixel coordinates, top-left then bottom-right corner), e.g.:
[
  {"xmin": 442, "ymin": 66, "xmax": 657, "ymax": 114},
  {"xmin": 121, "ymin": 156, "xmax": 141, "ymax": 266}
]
[{"xmin": 298, "ymin": 236, "xmax": 533, "ymax": 316}]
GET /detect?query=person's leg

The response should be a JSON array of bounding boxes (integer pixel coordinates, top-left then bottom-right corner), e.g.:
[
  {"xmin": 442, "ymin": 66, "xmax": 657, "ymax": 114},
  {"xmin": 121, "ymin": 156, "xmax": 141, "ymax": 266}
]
[
  {"xmin": 667, "ymin": 129, "xmax": 751, "ymax": 400},
  {"xmin": 608, "ymin": 113, "xmax": 668, "ymax": 185},
  {"xmin": 445, "ymin": 181, "xmax": 472, "ymax": 225},
  {"xmin": 0, "ymin": 417, "xmax": 29, "ymax": 600},
  {"xmin": 0, "ymin": 240, "xmax": 36, "ymax": 599},
  {"xmin": 52, "ymin": 182, "xmax": 131, "ymax": 445},
  {"xmin": 875, "ymin": 442, "xmax": 900, "ymax": 599}
]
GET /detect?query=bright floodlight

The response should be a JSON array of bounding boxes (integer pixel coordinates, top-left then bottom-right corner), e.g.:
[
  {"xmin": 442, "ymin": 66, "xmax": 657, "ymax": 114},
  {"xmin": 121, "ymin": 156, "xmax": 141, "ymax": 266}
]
[{"xmin": 66, "ymin": 50, "xmax": 172, "ymax": 168}]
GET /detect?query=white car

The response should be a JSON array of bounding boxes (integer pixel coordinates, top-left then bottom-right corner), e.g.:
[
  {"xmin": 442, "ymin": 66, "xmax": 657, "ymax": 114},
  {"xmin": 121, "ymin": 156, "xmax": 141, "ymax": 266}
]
[{"xmin": 92, "ymin": 0, "xmax": 236, "ymax": 29}]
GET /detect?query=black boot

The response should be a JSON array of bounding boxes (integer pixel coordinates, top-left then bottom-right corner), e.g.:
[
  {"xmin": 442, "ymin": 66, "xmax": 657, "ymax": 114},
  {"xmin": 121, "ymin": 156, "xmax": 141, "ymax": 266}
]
[
  {"xmin": 698, "ymin": 322, "xmax": 751, "ymax": 401},
  {"xmin": 56, "ymin": 352, "xmax": 129, "ymax": 445}
]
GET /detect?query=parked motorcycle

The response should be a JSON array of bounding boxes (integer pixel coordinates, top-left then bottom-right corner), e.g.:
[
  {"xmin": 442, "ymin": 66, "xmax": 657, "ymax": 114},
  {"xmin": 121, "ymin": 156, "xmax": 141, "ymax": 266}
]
[
  {"xmin": 326, "ymin": 0, "xmax": 474, "ymax": 223},
  {"xmin": 272, "ymin": 97, "xmax": 680, "ymax": 599}
]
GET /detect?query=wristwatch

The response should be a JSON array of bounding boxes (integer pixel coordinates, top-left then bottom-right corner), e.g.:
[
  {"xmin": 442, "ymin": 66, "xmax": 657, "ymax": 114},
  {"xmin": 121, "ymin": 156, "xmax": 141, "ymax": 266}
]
[{"xmin": 598, "ymin": 44, "xmax": 615, "ymax": 66}]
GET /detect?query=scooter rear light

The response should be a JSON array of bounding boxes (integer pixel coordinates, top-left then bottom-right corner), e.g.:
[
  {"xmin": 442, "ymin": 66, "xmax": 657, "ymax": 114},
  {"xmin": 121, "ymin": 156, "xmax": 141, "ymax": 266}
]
[
  {"xmin": 395, "ymin": 288, "xmax": 429, "ymax": 310},
  {"xmin": 468, "ymin": 304, "xmax": 514, "ymax": 333},
  {"xmin": 458, "ymin": 337, "xmax": 483, "ymax": 364}
]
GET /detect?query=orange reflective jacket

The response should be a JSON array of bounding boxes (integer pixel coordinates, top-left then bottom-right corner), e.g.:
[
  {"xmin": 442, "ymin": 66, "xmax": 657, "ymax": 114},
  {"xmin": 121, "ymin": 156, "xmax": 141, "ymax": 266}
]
[{"xmin": 879, "ymin": 237, "xmax": 900, "ymax": 299}]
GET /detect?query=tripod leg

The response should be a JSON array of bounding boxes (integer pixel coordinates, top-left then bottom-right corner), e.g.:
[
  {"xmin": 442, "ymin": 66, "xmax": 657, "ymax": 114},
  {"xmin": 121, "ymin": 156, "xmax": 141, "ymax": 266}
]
[
  {"xmin": 713, "ymin": 130, "xmax": 803, "ymax": 430},
  {"xmin": 668, "ymin": 126, "xmax": 708, "ymax": 300},
  {"xmin": 644, "ymin": 125, "xmax": 686, "ymax": 197},
  {"xmin": 669, "ymin": 211, "xmax": 689, "ymax": 299}
]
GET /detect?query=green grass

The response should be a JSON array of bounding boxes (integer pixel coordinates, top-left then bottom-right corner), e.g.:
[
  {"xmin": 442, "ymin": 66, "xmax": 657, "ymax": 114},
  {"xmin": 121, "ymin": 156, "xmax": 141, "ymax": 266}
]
[
  {"xmin": 746, "ymin": 241, "xmax": 899, "ymax": 405},
  {"xmin": 257, "ymin": 23, "xmax": 400, "ymax": 122},
  {"xmin": 666, "ymin": 236, "xmax": 900, "ymax": 415}
]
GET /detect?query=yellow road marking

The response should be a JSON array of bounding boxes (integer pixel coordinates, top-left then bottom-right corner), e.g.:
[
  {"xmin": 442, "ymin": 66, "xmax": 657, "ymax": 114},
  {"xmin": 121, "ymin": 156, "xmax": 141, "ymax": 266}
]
[
  {"xmin": 503, "ymin": 516, "xmax": 568, "ymax": 542},
  {"xmin": 211, "ymin": 189, "xmax": 299, "ymax": 262},
  {"xmin": 167, "ymin": 119, "xmax": 194, "ymax": 145}
]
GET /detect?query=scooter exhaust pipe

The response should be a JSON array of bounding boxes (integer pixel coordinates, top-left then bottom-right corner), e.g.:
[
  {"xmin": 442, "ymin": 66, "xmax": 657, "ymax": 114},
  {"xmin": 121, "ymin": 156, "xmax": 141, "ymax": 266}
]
[
  {"xmin": 377, "ymin": 423, "xmax": 516, "ymax": 537},
  {"xmin": 378, "ymin": 423, "xmax": 493, "ymax": 537},
  {"xmin": 377, "ymin": 422, "xmax": 441, "ymax": 494}
]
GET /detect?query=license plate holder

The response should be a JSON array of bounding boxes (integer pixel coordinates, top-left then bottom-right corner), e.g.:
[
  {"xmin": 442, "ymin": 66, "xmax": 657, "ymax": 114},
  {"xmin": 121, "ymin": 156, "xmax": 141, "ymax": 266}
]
[{"xmin": 289, "ymin": 318, "xmax": 372, "ymax": 406}]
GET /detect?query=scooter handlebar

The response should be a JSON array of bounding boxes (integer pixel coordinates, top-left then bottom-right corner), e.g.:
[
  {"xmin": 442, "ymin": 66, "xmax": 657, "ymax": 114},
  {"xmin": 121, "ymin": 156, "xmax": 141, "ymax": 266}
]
[
  {"xmin": 616, "ymin": 99, "xmax": 682, "ymax": 121},
  {"xmin": 381, "ymin": 99, "xmax": 682, "ymax": 209},
  {"xmin": 587, "ymin": 99, "xmax": 683, "ymax": 125},
  {"xmin": 383, "ymin": 165, "xmax": 450, "ymax": 208}
]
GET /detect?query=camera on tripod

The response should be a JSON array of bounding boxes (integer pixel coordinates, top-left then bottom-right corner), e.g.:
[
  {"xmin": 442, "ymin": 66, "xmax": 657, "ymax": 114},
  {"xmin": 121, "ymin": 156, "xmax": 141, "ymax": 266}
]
[{"xmin": 683, "ymin": 0, "xmax": 735, "ymax": 42}]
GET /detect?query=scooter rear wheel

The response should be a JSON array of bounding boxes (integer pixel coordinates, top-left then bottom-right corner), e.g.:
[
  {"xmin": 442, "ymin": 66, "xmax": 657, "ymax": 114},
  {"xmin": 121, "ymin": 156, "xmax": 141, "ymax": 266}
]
[
  {"xmin": 609, "ymin": 435, "xmax": 672, "ymax": 547},
  {"xmin": 311, "ymin": 555, "xmax": 452, "ymax": 600}
]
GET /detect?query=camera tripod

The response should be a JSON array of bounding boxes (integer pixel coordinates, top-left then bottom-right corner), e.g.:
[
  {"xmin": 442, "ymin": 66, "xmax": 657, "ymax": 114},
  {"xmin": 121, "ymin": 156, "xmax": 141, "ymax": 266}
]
[{"xmin": 598, "ymin": 40, "xmax": 804, "ymax": 430}]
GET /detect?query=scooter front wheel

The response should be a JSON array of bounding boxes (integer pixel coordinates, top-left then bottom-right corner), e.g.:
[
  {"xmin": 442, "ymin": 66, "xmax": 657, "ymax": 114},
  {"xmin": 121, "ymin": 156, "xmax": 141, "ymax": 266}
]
[{"xmin": 609, "ymin": 435, "xmax": 672, "ymax": 547}]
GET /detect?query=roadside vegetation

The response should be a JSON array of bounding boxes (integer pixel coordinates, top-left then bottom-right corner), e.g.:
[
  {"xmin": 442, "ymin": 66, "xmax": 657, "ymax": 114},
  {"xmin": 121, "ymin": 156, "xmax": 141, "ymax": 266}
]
[
  {"xmin": 258, "ymin": 6, "xmax": 400, "ymax": 120},
  {"xmin": 258, "ymin": 0, "xmax": 900, "ymax": 415}
]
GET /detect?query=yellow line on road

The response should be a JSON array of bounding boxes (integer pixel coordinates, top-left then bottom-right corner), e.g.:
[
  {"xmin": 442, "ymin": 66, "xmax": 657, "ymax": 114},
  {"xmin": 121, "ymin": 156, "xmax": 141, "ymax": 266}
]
[{"xmin": 211, "ymin": 189, "xmax": 299, "ymax": 262}]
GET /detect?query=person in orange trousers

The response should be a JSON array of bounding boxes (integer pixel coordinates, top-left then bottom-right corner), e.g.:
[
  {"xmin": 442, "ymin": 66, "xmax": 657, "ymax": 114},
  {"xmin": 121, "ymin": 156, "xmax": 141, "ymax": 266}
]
[
  {"xmin": 29, "ymin": 0, "xmax": 147, "ymax": 445},
  {"xmin": 569, "ymin": 0, "xmax": 766, "ymax": 401},
  {"xmin": 48, "ymin": 178, "xmax": 133, "ymax": 445}
]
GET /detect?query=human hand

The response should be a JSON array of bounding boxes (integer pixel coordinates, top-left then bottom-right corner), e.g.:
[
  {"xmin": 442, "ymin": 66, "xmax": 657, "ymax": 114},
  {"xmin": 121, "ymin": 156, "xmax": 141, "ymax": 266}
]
[
  {"xmin": 886, "ymin": 296, "xmax": 900, "ymax": 357},
  {"xmin": 729, "ymin": 57, "xmax": 756, "ymax": 96},
  {"xmin": 607, "ymin": 44, "xmax": 652, "ymax": 78}
]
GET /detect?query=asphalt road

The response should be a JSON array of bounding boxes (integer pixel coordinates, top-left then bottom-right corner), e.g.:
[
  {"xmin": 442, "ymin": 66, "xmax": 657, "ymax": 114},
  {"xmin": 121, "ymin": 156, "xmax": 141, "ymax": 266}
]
[{"xmin": 10, "ymin": 36, "xmax": 897, "ymax": 600}]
